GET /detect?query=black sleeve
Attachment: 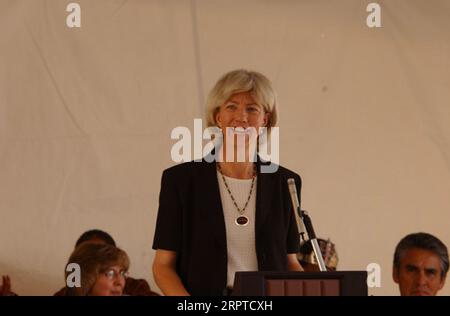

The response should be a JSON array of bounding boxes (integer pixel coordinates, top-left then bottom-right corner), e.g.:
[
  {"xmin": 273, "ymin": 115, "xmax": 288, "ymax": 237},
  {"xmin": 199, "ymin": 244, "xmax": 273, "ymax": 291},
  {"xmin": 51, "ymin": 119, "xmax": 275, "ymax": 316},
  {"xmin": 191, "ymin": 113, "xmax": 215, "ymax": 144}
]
[
  {"xmin": 286, "ymin": 173, "xmax": 302, "ymax": 253},
  {"xmin": 152, "ymin": 169, "xmax": 182, "ymax": 251}
]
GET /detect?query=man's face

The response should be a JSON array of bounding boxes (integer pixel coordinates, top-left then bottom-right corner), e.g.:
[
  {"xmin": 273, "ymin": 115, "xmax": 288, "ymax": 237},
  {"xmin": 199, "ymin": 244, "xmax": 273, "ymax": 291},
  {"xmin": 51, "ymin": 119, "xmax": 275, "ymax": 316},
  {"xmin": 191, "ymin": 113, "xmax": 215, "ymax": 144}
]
[{"xmin": 393, "ymin": 247, "xmax": 446, "ymax": 296}]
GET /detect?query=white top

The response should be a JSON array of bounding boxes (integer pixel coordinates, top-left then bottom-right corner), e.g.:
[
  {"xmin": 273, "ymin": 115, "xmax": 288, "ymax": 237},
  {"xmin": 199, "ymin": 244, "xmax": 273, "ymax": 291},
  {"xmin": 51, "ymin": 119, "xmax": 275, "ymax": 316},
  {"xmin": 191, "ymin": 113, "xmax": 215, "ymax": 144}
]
[{"xmin": 217, "ymin": 171, "xmax": 258, "ymax": 287}]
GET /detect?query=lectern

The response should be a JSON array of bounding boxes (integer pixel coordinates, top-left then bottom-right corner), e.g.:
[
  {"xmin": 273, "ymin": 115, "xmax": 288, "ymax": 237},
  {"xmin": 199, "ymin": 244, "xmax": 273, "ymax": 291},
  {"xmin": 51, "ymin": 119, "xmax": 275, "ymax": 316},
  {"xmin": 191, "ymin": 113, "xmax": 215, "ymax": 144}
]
[{"xmin": 232, "ymin": 271, "xmax": 367, "ymax": 296}]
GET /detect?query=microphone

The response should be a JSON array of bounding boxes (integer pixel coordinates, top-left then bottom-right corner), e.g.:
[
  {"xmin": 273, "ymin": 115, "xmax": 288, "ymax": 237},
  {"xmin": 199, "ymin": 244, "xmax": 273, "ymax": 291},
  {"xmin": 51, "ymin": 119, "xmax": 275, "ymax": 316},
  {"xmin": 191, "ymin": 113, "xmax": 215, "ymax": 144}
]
[
  {"xmin": 287, "ymin": 178, "xmax": 327, "ymax": 272},
  {"xmin": 287, "ymin": 178, "xmax": 307, "ymax": 241}
]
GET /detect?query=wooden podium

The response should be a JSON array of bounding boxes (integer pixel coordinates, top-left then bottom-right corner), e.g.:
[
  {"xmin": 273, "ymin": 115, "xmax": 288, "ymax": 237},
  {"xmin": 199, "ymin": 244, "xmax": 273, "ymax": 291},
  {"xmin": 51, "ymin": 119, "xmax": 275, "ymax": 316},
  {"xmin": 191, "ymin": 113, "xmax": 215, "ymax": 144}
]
[{"xmin": 232, "ymin": 271, "xmax": 368, "ymax": 296}]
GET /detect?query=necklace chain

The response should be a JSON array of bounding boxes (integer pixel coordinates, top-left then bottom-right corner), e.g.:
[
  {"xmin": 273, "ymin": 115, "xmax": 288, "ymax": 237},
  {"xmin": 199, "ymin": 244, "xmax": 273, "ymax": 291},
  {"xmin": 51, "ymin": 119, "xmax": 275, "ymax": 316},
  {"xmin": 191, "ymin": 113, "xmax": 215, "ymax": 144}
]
[{"xmin": 217, "ymin": 163, "xmax": 256, "ymax": 215}]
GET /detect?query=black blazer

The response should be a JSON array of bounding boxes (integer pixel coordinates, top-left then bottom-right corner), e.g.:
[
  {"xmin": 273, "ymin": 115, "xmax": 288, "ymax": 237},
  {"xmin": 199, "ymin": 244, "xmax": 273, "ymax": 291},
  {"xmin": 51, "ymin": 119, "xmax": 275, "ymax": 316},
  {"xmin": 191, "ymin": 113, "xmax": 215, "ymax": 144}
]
[{"xmin": 152, "ymin": 157, "xmax": 302, "ymax": 296}]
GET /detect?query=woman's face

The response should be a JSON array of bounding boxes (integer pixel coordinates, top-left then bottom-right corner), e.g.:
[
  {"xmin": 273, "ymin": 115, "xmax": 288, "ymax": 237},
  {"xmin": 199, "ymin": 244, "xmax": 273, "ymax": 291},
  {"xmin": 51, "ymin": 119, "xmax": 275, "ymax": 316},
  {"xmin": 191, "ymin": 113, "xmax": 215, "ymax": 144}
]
[
  {"xmin": 89, "ymin": 265, "xmax": 127, "ymax": 296},
  {"xmin": 216, "ymin": 91, "xmax": 268, "ymax": 131},
  {"xmin": 215, "ymin": 92, "xmax": 269, "ymax": 159}
]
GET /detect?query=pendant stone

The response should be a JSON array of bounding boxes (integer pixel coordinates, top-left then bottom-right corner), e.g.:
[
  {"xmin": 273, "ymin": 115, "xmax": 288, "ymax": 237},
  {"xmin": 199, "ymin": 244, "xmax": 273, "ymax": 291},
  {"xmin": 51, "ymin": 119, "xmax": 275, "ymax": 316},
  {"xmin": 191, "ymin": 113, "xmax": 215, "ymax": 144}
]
[{"xmin": 235, "ymin": 216, "xmax": 249, "ymax": 226}]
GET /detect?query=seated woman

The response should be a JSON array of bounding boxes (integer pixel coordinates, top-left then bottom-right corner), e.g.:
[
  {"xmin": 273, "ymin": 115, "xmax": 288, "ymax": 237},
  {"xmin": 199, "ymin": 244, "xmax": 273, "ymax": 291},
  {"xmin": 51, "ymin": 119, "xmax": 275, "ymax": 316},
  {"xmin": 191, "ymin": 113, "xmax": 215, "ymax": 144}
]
[
  {"xmin": 63, "ymin": 243, "xmax": 129, "ymax": 296},
  {"xmin": 55, "ymin": 229, "xmax": 159, "ymax": 296}
]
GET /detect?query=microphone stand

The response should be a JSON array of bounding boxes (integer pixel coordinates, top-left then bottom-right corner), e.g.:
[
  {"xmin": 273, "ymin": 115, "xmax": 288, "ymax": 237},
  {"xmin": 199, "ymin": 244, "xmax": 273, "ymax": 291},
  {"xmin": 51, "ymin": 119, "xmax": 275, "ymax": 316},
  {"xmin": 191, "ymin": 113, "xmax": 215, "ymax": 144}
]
[
  {"xmin": 300, "ymin": 210, "xmax": 327, "ymax": 272},
  {"xmin": 287, "ymin": 178, "xmax": 326, "ymax": 271}
]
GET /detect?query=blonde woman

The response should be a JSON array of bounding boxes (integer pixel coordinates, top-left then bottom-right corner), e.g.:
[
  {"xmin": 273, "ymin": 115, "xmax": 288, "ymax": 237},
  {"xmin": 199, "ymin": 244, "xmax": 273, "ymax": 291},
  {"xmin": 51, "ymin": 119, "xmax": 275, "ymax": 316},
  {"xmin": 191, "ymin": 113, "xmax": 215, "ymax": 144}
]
[{"xmin": 153, "ymin": 69, "xmax": 303, "ymax": 296}]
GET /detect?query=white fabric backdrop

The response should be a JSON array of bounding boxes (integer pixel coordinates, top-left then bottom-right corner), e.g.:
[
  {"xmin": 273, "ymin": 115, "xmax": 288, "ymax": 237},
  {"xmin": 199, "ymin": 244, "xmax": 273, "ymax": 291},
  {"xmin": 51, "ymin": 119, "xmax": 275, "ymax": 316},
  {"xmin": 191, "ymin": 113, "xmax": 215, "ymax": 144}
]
[{"xmin": 0, "ymin": 0, "xmax": 449, "ymax": 295}]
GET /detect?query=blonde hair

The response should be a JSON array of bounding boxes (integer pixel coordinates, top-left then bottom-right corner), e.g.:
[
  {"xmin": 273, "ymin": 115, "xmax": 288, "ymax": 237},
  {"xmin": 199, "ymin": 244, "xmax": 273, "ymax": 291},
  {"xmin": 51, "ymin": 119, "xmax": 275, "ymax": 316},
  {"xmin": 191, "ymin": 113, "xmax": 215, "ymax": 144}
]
[
  {"xmin": 64, "ymin": 243, "xmax": 130, "ymax": 296},
  {"xmin": 206, "ymin": 69, "xmax": 278, "ymax": 128}
]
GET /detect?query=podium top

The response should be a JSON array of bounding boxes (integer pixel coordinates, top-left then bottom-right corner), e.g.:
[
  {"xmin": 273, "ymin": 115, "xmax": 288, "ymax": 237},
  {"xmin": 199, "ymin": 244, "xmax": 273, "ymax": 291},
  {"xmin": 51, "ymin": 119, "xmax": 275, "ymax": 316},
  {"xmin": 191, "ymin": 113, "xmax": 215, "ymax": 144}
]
[{"xmin": 232, "ymin": 271, "xmax": 368, "ymax": 296}]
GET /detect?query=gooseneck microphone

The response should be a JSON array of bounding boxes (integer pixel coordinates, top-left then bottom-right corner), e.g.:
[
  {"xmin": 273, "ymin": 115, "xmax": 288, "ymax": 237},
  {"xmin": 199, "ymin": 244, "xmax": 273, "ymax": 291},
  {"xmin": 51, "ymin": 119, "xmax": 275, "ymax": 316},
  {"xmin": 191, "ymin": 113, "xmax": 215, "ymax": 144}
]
[{"xmin": 287, "ymin": 178, "xmax": 327, "ymax": 272}]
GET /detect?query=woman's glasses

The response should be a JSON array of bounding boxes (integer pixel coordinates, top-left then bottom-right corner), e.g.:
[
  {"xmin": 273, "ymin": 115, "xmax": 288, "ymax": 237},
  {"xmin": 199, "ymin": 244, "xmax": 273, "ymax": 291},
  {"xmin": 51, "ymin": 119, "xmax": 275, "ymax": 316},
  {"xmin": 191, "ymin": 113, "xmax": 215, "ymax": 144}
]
[{"xmin": 103, "ymin": 268, "xmax": 129, "ymax": 280}]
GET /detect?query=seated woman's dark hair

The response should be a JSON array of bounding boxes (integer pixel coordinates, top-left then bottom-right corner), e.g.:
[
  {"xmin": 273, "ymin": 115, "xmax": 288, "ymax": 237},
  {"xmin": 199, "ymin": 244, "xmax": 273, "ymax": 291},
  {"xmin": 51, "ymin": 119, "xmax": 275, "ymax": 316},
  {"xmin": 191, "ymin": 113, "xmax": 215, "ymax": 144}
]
[{"xmin": 75, "ymin": 229, "xmax": 116, "ymax": 247}]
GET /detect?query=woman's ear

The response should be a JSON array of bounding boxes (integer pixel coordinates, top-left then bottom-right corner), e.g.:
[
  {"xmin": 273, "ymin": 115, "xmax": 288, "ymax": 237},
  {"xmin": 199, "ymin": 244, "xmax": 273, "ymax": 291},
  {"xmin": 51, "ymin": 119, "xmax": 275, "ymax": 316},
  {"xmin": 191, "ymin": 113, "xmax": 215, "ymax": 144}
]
[
  {"xmin": 215, "ymin": 110, "xmax": 222, "ymax": 128},
  {"xmin": 263, "ymin": 112, "xmax": 271, "ymax": 127}
]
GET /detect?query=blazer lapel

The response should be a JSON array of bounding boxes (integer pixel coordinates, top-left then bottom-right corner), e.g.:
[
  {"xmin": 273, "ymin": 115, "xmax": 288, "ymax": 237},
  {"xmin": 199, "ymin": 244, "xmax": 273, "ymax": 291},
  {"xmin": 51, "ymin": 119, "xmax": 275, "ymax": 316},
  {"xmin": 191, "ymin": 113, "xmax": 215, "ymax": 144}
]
[
  {"xmin": 255, "ymin": 157, "xmax": 274, "ymax": 240},
  {"xmin": 199, "ymin": 159, "xmax": 227, "ymax": 249}
]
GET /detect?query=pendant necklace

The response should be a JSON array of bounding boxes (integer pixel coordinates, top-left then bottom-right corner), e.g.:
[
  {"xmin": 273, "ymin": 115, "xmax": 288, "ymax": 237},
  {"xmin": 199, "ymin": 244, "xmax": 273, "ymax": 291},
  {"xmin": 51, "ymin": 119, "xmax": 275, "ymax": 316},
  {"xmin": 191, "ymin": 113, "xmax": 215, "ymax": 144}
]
[{"xmin": 217, "ymin": 163, "xmax": 256, "ymax": 226}]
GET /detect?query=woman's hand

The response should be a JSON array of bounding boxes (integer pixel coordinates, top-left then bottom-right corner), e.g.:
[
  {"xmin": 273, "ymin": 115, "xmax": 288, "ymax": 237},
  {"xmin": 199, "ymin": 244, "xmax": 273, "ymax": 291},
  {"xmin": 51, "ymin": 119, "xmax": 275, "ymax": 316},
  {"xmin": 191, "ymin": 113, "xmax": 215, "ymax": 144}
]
[{"xmin": 287, "ymin": 254, "xmax": 304, "ymax": 272}]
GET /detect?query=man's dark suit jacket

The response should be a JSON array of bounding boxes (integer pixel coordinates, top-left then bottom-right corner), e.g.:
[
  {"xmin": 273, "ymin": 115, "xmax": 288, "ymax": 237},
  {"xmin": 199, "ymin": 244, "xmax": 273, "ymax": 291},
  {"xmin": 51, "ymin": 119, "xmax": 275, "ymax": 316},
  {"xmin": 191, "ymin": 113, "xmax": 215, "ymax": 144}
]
[{"xmin": 152, "ymin": 157, "xmax": 302, "ymax": 296}]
